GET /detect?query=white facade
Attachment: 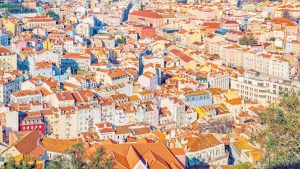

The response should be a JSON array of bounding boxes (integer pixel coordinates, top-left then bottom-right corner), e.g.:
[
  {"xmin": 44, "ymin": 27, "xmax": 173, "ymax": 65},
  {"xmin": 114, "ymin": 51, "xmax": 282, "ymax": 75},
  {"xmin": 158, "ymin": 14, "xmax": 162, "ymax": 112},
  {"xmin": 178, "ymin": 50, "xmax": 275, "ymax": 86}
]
[
  {"xmin": 5, "ymin": 111, "xmax": 19, "ymax": 132},
  {"xmin": 231, "ymin": 72, "xmax": 300, "ymax": 105},
  {"xmin": 0, "ymin": 75, "xmax": 22, "ymax": 105},
  {"xmin": 208, "ymin": 72, "xmax": 230, "ymax": 90},
  {"xmin": 138, "ymin": 73, "xmax": 158, "ymax": 91},
  {"xmin": 10, "ymin": 90, "xmax": 42, "ymax": 104}
]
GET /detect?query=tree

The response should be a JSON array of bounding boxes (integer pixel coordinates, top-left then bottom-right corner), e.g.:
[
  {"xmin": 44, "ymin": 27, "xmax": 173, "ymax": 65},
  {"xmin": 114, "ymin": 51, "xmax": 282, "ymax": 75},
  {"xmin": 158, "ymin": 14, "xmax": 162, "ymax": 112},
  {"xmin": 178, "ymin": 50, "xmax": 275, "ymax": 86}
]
[
  {"xmin": 46, "ymin": 11, "xmax": 60, "ymax": 23},
  {"xmin": 2, "ymin": 158, "xmax": 17, "ymax": 169},
  {"xmin": 239, "ymin": 35, "xmax": 257, "ymax": 46},
  {"xmin": 1, "ymin": 158, "xmax": 36, "ymax": 169},
  {"xmin": 199, "ymin": 118, "xmax": 234, "ymax": 134},
  {"xmin": 233, "ymin": 161, "xmax": 252, "ymax": 169},
  {"xmin": 46, "ymin": 155, "xmax": 70, "ymax": 169},
  {"xmin": 253, "ymin": 92, "xmax": 300, "ymax": 168},
  {"xmin": 87, "ymin": 147, "xmax": 114, "ymax": 169},
  {"xmin": 47, "ymin": 142, "xmax": 114, "ymax": 169},
  {"xmin": 67, "ymin": 142, "xmax": 86, "ymax": 169},
  {"xmin": 120, "ymin": 37, "xmax": 126, "ymax": 44}
]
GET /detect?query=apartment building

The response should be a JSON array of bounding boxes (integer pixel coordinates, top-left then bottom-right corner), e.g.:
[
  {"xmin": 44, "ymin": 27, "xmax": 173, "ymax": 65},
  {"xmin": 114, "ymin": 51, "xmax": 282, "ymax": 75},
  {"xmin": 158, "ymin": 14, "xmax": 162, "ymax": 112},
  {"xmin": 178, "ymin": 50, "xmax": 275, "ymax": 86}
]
[
  {"xmin": 23, "ymin": 16, "xmax": 56, "ymax": 29},
  {"xmin": 231, "ymin": 71, "xmax": 300, "ymax": 105},
  {"xmin": 208, "ymin": 71, "xmax": 230, "ymax": 90},
  {"xmin": 220, "ymin": 45, "xmax": 291, "ymax": 80},
  {"xmin": 0, "ymin": 71, "xmax": 23, "ymax": 106},
  {"xmin": 178, "ymin": 133, "xmax": 228, "ymax": 168},
  {"xmin": 0, "ymin": 46, "xmax": 17, "ymax": 71},
  {"xmin": 10, "ymin": 89, "xmax": 42, "ymax": 104}
]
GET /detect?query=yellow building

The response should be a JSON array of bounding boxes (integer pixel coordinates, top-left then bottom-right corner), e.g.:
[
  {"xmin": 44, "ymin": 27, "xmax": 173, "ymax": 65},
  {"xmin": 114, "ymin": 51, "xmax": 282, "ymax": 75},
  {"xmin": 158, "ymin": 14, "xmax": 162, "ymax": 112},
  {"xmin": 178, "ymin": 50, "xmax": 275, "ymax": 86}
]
[
  {"xmin": 195, "ymin": 105, "xmax": 215, "ymax": 119},
  {"xmin": 175, "ymin": 30, "xmax": 202, "ymax": 48},
  {"xmin": 224, "ymin": 89, "xmax": 239, "ymax": 100},
  {"xmin": 44, "ymin": 38, "xmax": 52, "ymax": 51},
  {"xmin": 1, "ymin": 18, "xmax": 22, "ymax": 35}
]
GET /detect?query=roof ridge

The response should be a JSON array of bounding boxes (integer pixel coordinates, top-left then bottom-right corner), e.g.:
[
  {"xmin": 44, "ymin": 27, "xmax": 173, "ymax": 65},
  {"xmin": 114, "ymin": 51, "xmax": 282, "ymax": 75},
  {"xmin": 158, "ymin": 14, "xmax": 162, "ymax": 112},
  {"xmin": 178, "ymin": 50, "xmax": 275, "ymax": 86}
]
[
  {"xmin": 1, "ymin": 129, "xmax": 39, "ymax": 154},
  {"xmin": 110, "ymin": 151, "xmax": 130, "ymax": 169},
  {"xmin": 126, "ymin": 145, "xmax": 141, "ymax": 168},
  {"xmin": 143, "ymin": 149, "xmax": 170, "ymax": 168}
]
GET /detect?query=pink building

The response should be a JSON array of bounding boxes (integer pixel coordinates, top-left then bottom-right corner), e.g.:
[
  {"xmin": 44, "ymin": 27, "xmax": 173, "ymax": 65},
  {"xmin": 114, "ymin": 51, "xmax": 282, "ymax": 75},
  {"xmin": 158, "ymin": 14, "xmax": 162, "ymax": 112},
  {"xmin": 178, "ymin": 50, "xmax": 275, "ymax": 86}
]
[{"xmin": 138, "ymin": 71, "xmax": 158, "ymax": 91}]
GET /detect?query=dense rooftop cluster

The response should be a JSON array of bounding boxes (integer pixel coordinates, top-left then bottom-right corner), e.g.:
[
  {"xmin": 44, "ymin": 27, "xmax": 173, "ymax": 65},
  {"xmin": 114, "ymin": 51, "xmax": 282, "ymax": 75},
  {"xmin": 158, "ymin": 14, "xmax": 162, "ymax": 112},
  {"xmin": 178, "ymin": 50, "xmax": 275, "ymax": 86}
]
[{"xmin": 0, "ymin": 0, "xmax": 298, "ymax": 168}]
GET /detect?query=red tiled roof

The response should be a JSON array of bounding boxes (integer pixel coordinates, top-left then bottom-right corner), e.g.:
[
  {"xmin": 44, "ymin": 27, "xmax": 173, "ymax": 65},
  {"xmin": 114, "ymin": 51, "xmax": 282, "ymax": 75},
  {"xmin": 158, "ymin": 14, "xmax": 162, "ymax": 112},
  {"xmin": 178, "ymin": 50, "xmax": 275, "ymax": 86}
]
[
  {"xmin": 130, "ymin": 10, "xmax": 163, "ymax": 18},
  {"xmin": 202, "ymin": 22, "xmax": 221, "ymax": 29},
  {"xmin": 170, "ymin": 49, "xmax": 193, "ymax": 63},
  {"xmin": 14, "ymin": 129, "xmax": 43, "ymax": 154}
]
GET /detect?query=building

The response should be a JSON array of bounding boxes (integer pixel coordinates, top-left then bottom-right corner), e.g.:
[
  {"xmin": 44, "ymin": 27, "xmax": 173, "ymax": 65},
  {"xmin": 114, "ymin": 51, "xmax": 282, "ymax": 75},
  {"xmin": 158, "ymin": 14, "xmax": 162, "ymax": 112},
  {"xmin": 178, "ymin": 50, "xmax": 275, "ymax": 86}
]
[
  {"xmin": 0, "ymin": 46, "xmax": 17, "ymax": 71},
  {"xmin": 129, "ymin": 10, "xmax": 164, "ymax": 27},
  {"xmin": 76, "ymin": 23, "xmax": 92, "ymax": 38},
  {"xmin": 169, "ymin": 49, "xmax": 197, "ymax": 69},
  {"xmin": 231, "ymin": 71, "xmax": 300, "ymax": 105},
  {"xmin": 184, "ymin": 90, "xmax": 213, "ymax": 108},
  {"xmin": 62, "ymin": 53, "xmax": 91, "ymax": 71},
  {"xmin": 161, "ymin": 97, "xmax": 186, "ymax": 127},
  {"xmin": 0, "ymin": 70, "xmax": 23, "ymax": 106},
  {"xmin": 10, "ymin": 89, "xmax": 42, "ymax": 104},
  {"xmin": 208, "ymin": 72, "xmax": 230, "ymax": 90},
  {"xmin": 23, "ymin": 16, "xmax": 56, "ymax": 29},
  {"xmin": 0, "ymin": 33, "xmax": 10, "ymax": 46},
  {"xmin": 1, "ymin": 18, "xmax": 22, "ymax": 36},
  {"xmin": 1, "ymin": 129, "xmax": 78, "ymax": 162},
  {"xmin": 104, "ymin": 69, "xmax": 130, "ymax": 85},
  {"xmin": 178, "ymin": 133, "xmax": 228, "ymax": 168},
  {"xmin": 138, "ymin": 71, "xmax": 158, "ymax": 91},
  {"xmin": 19, "ymin": 112, "xmax": 45, "ymax": 134}
]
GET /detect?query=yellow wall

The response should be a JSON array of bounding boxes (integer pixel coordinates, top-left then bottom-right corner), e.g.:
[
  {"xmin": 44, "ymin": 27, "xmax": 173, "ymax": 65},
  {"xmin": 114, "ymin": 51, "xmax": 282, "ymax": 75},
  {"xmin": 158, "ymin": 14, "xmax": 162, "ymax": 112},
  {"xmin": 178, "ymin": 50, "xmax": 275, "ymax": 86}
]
[
  {"xmin": 224, "ymin": 89, "xmax": 239, "ymax": 100},
  {"xmin": 2, "ymin": 19, "xmax": 16, "ymax": 35},
  {"xmin": 44, "ymin": 39, "xmax": 52, "ymax": 51}
]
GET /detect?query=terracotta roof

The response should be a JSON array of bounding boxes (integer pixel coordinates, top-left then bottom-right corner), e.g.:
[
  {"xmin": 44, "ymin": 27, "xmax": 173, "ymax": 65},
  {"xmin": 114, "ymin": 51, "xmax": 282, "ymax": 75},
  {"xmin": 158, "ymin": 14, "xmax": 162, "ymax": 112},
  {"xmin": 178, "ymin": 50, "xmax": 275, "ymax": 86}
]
[
  {"xmin": 63, "ymin": 53, "xmax": 89, "ymax": 59},
  {"xmin": 12, "ymin": 90, "xmax": 41, "ymax": 97},
  {"xmin": 108, "ymin": 69, "xmax": 128, "ymax": 79},
  {"xmin": 170, "ymin": 148, "xmax": 185, "ymax": 155},
  {"xmin": 232, "ymin": 137, "xmax": 255, "ymax": 153},
  {"xmin": 183, "ymin": 134, "xmax": 222, "ymax": 152},
  {"xmin": 89, "ymin": 143, "xmax": 183, "ymax": 169},
  {"xmin": 170, "ymin": 49, "xmax": 193, "ymax": 63},
  {"xmin": 202, "ymin": 22, "xmax": 221, "ymax": 29},
  {"xmin": 131, "ymin": 127, "xmax": 151, "ymax": 135},
  {"xmin": 29, "ymin": 145, "xmax": 45, "ymax": 158},
  {"xmin": 36, "ymin": 62, "xmax": 52, "ymax": 69},
  {"xmin": 130, "ymin": 10, "xmax": 163, "ymax": 18},
  {"xmin": 56, "ymin": 91, "xmax": 74, "ymax": 101},
  {"xmin": 0, "ymin": 46, "xmax": 14, "ymax": 55},
  {"xmin": 40, "ymin": 137, "xmax": 79, "ymax": 153},
  {"xmin": 39, "ymin": 87, "xmax": 52, "ymax": 96},
  {"xmin": 226, "ymin": 98, "xmax": 243, "ymax": 105},
  {"xmin": 185, "ymin": 90, "xmax": 209, "ymax": 97},
  {"xmin": 13, "ymin": 129, "xmax": 43, "ymax": 154}
]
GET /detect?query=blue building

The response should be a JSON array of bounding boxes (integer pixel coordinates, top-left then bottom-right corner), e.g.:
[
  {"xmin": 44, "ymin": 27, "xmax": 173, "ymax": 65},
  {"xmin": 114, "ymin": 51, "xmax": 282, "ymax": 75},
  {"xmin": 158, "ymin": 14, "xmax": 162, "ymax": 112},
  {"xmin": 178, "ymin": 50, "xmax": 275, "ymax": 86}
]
[
  {"xmin": 122, "ymin": 2, "xmax": 133, "ymax": 22},
  {"xmin": 60, "ymin": 58, "xmax": 79, "ymax": 74},
  {"xmin": 184, "ymin": 90, "xmax": 213, "ymax": 108},
  {"xmin": 138, "ymin": 48, "xmax": 152, "ymax": 76},
  {"xmin": 0, "ymin": 34, "xmax": 10, "ymax": 46}
]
